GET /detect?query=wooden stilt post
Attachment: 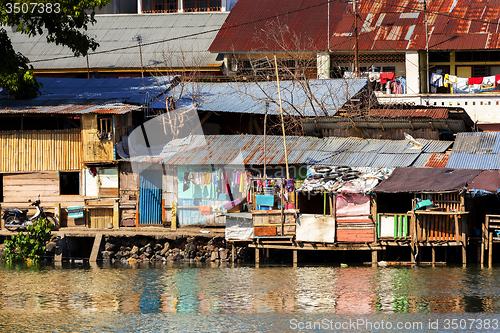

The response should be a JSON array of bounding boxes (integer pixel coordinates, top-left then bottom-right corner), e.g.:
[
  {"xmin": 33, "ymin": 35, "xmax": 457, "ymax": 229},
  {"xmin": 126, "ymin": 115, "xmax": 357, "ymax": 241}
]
[
  {"xmin": 489, "ymin": 230, "xmax": 493, "ymax": 268},
  {"xmin": 255, "ymin": 248, "xmax": 260, "ymax": 265},
  {"xmin": 293, "ymin": 250, "xmax": 298, "ymax": 266},
  {"xmin": 232, "ymin": 243, "xmax": 236, "ymax": 263},
  {"xmin": 0, "ymin": 204, "xmax": 3, "ymax": 230},
  {"xmin": 371, "ymin": 250, "xmax": 378, "ymax": 266},
  {"xmin": 431, "ymin": 246, "xmax": 435, "ymax": 265}
]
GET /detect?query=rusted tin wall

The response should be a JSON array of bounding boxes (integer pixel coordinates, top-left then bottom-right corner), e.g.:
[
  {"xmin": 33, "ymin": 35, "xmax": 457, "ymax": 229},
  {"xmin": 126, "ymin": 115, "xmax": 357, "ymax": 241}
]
[{"xmin": 0, "ymin": 130, "xmax": 82, "ymax": 172}]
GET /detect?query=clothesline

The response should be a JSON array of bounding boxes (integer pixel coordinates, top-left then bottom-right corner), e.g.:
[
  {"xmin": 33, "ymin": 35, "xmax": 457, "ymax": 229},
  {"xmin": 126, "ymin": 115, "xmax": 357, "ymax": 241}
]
[{"xmin": 431, "ymin": 72, "xmax": 500, "ymax": 94}]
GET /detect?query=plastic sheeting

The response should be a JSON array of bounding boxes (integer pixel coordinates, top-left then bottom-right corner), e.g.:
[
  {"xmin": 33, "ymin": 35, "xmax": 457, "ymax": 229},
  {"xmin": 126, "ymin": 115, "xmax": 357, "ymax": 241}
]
[
  {"xmin": 225, "ymin": 213, "xmax": 254, "ymax": 240},
  {"xmin": 296, "ymin": 214, "xmax": 335, "ymax": 243},
  {"xmin": 336, "ymin": 194, "xmax": 371, "ymax": 219},
  {"xmin": 466, "ymin": 170, "xmax": 500, "ymax": 194},
  {"xmin": 374, "ymin": 167, "xmax": 482, "ymax": 193}
]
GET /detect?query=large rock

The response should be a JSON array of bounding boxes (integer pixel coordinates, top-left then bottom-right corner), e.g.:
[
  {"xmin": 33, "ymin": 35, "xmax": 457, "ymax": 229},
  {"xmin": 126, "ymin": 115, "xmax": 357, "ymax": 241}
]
[
  {"xmin": 219, "ymin": 248, "xmax": 228, "ymax": 261},
  {"xmin": 131, "ymin": 245, "xmax": 139, "ymax": 254},
  {"xmin": 104, "ymin": 242, "xmax": 116, "ymax": 252},
  {"xmin": 101, "ymin": 251, "xmax": 113, "ymax": 261},
  {"xmin": 210, "ymin": 250, "xmax": 219, "ymax": 261}
]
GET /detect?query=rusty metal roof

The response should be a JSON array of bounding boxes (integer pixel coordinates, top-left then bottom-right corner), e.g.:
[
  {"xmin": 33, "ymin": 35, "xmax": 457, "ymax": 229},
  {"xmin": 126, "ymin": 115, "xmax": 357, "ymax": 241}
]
[
  {"xmin": 412, "ymin": 153, "xmax": 450, "ymax": 167},
  {"xmin": 129, "ymin": 134, "xmax": 451, "ymax": 167},
  {"xmin": 209, "ymin": 0, "xmax": 500, "ymax": 52},
  {"xmin": 368, "ymin": 108, "xmax": 449, "ymax": 119}
]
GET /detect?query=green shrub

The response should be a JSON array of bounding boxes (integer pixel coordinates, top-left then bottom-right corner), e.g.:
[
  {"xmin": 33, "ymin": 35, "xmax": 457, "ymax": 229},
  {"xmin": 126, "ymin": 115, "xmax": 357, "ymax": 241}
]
[{"xmin": 2, "ymin": 217, "xmax": 53, "ymax": 264}]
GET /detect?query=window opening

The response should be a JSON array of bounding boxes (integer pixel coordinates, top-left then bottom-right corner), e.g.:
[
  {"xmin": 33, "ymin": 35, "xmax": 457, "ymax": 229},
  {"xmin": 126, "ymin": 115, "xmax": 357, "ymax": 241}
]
[{"xmin": 60, "ymin": 172, "xmax": 80, "ymax": 195}]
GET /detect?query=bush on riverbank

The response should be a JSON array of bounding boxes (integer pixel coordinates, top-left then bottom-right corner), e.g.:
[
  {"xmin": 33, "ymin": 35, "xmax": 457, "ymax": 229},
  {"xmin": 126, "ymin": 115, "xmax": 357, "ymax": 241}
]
[
  {"xmin": 100, "ymin": 236, "xmax": 251, "ymax": 263},
  {"xmin": 2, "ymin": 217, "xmax": 53, "ymax": 264}
]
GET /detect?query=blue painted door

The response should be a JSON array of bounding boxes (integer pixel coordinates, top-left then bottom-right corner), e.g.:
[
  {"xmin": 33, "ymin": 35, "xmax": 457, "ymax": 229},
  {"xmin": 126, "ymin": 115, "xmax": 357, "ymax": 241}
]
[{"xmin": 139, "ymin": 170, "xmax": 162, "ymax": 224}]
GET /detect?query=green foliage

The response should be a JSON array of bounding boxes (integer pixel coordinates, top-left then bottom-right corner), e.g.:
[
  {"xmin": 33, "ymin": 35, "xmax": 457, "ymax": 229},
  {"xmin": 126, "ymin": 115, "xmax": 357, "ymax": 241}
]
[
  {"xmin": 2, "ymin": 217, "xmax": 54, "ymax": 264},
  {"xmin": 0, "ymin": 28, "xmax": 40, "ymax": 99},
  {"xmin": 0, "ymin": 0, "xmax": 109, "ymax": 98},
  {"xmin": 0, "ymin": 0, "xmax": 109, "ymax": 57}
]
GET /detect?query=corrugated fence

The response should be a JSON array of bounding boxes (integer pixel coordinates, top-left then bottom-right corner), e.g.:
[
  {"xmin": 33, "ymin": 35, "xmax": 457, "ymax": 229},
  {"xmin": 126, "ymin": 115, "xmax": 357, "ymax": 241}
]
[{"xmin": 0, "ymin": 130, "xmax": 82, "ymax": 172}]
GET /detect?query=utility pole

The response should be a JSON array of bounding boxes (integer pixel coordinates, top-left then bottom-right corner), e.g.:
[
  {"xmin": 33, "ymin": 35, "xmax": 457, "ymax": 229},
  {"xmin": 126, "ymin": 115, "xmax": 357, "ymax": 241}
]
[
  {"xmin": 327, "ymin": 0, "xmax": 330, "ymax": 51},
  {"xmin": 86, "ymin": 54, "xmax": 90, "ymax": 79},
  {"xmin": 353, "ymin": 0, "xmax": 359, "ymax": 77},
  {"xmin": 273, "ymin": 55, "xmax": 289, "ymax": 180},
  {"xmin": 424, "ymin": 0, "xmax": 429, "ymax": 93},
  {"xmin": 136, "ymin": 35, "xmax": 145, "ymax": 78}
]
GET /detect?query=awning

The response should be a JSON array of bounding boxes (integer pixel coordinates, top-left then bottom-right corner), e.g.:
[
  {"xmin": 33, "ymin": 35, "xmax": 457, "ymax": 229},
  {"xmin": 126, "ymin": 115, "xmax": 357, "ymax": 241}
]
[
  {"xmin": 466, "ymin": 170, "xmax": 500, "ymax": 194},
  {"xmin": 373, "ymin": 167, "xmax": 482, "ymax": 193}
]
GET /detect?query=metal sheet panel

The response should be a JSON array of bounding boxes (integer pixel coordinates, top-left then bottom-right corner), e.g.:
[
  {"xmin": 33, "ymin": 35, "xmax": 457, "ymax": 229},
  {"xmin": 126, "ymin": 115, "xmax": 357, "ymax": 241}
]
[
  {"xmin": 210, "ymin": 0, "xmax": 500, "ymax": 52},
  {"xmin": 411, "ymin": 153, "xmax": 450, "ymax": 167},
  {"xmin": 188, "ymin": 79, "xmax": 367, "ymax": 117},
  {"xmin": 9, "ymin": 12, "xmax": 229, "ymax": 70},
  {"xmin": 446, "ymin": 153, "xmax": 500, "ymax": 170},
  {"xmin": 452, "ymin": 132, "xmax": 500, "ymax": 154},
  {"xmin": 368, "ymin": 108, "xmax": 449, "ymax": 119},
  {"xmin": 371, "ymin": 153, "xmax": 418, "ymax": 168}
]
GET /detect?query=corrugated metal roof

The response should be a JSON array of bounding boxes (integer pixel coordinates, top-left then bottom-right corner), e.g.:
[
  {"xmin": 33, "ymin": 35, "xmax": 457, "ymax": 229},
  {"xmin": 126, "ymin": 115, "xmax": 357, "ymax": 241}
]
[
  {"xmin": 368, "ymin": 108, "xmax": 449, "ymax": 119},
  {"xmin": 446, "ymin": 153, "xmax": 500, "ymax": 170},
  {"xmin": 419, "ymin": 139, "xmax": 453, "ymax": 153},
  {"xmin": 301, "ymin": 118, "xmax": 469, "ymax": 135},
  {"xmin": 411, "ymin": 153, "xmax": 450, "ymax": 167},
  {"xmin": 8, "ymin": 12, "xmax": 229, "ymax": 70},
  {"xmin": 209, "ymin": 0, "xmax": 500, "ymax": 52},
  {"xmin": 451, "ymin": 132, "xmax": 499, "ymax": 154},
  {"xmin": 0, "ymin": 77, "xmax": 170, "ymax": 114},
  {"xmin": 129, "ymin": 134, "xmax": 450, "ymax": 167},
  {"xmin": 157, "ymin": 79, "xmax": 367, "ymax": 116}
]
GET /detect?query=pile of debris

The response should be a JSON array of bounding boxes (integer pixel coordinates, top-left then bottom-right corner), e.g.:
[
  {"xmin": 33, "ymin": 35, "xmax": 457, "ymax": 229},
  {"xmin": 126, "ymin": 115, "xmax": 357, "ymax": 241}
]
[
  {"xmin": 100, "ymin": 236, "xmax": 250, "ymax": 263},
  {"xmin": 297, "ymin": 165, "xmax": 393, "ymax": 193}
]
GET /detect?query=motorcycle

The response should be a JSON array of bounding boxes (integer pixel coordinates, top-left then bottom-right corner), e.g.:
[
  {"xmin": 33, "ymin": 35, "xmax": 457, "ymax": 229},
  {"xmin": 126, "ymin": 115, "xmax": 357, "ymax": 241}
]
[{"xmin": 2, "ymin": 198, "xmax": 58, "ymax": 231}]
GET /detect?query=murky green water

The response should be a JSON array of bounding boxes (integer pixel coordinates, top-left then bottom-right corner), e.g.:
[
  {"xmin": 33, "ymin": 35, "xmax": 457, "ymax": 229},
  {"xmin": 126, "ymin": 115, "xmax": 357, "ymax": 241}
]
[{"xmin": 1, "ymin": 262, "xmax": 500, "ymax": 332}]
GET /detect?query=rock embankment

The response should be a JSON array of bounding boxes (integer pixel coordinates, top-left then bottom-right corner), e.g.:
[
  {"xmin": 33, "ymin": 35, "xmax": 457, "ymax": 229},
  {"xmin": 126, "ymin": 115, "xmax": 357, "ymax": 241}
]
[{"xmin": 100, "ymin": 236, "xmax": 250, "ymax": 263}]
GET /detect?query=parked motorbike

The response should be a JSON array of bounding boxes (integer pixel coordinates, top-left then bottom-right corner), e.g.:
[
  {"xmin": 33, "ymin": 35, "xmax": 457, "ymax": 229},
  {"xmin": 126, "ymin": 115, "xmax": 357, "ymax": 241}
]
[{"xmin": 2, "ymin": 199, "xmax": 57, "ymax": 231}]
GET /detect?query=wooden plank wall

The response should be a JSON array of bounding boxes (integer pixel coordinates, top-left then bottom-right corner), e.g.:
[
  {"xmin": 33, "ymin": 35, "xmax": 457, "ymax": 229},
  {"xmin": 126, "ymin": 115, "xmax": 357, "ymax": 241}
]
[
  {"xmin": 2, "ymin": 172, "xmax": 84, "ymax": 207},
  {"xmin": 81, "ymin": 114, "xmax": 114, "ymax": 163},
  {"xmin": 119, "ymin": 162, "xmax": 139, "ymax": 226},
  {"xmin": 0, "ymin": 130, "xmax": 81, "ymax": 172},
  {"xmin": 2, "ymin": 172, "xmax": 85, "ymax": 227},
  {"xmin": 90, "ymin": 208, "xmax": 113, "ymax": 228}
]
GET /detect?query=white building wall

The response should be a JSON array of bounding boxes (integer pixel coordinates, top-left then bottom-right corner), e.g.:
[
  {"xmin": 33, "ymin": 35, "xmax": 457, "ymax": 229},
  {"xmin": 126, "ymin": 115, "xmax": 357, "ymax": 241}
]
[
  {"xmin": 317, "ymin": 52, "xmax": 330, "ymax": 79},
  {"xmin": 405, "ymin": 51, "xmax": 420, "ymax": 95}
]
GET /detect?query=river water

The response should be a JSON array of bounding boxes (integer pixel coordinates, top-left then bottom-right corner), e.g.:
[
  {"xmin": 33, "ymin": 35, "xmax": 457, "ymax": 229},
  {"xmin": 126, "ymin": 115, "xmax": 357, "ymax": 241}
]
[{"xmin": 1, "ymin": 262, "xmax": 500, "ymax": 332}]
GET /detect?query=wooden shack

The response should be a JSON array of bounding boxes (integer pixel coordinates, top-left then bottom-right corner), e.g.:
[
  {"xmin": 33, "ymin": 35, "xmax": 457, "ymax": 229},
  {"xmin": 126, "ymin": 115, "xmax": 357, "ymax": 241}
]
[
  {"xmin": 0, "ymin": 80, "xmax": 142, "ymax": 228},
  {"xmin": 374, "ymin": 167, "xmax": 482, "ymax": 264}
]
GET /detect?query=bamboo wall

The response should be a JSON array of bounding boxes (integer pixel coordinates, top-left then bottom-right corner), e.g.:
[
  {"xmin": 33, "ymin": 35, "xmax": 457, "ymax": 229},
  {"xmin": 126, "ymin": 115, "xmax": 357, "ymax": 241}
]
[{"xmin": 0, "ymin": 130, "xmax": 82, "ymax": 172}]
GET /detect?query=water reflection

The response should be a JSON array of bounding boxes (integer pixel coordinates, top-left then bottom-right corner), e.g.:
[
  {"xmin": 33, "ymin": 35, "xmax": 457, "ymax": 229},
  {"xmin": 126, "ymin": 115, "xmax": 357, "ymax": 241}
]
[{"xmin": 1, "ymin": 263, "xmax": 500, "ymax": 316}]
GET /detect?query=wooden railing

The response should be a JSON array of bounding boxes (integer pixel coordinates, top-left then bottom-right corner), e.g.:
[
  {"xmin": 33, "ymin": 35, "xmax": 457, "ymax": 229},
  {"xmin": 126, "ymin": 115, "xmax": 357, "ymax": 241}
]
[
  {"xmin": 414, "ymin": 211, "xmax": 467, "ymax": 242},
  {"xmin": 377, "ymin": 213, "xmax": 410, "ymax": 239}
]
